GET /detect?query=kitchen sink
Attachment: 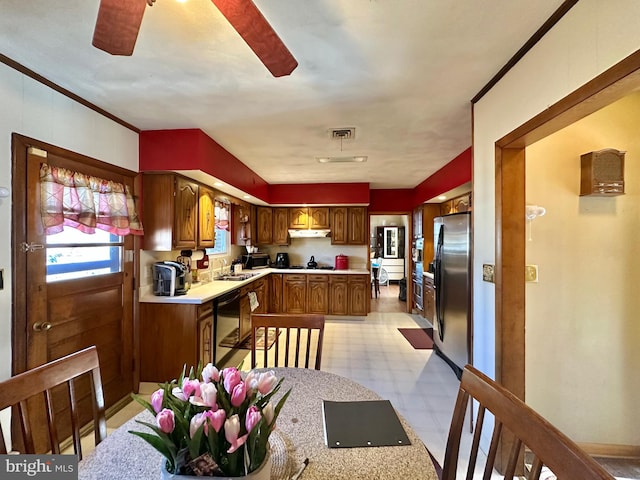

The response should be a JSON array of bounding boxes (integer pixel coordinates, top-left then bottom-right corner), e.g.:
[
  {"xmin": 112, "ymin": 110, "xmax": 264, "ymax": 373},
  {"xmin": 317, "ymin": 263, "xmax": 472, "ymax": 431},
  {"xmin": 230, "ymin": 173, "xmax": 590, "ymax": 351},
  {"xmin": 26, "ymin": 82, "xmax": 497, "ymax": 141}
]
[{"xmin": 217, "ymin": 273, "xmax": 260, "ymax": 281}]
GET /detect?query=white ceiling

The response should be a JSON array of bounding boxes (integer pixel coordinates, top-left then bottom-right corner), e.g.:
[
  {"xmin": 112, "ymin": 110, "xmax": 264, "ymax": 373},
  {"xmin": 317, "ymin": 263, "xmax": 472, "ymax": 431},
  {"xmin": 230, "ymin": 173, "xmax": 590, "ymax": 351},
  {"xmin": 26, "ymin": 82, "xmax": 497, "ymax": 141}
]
[{"xmin": 0, "ymin": 0, "xmax": 564, "ymax": 191}]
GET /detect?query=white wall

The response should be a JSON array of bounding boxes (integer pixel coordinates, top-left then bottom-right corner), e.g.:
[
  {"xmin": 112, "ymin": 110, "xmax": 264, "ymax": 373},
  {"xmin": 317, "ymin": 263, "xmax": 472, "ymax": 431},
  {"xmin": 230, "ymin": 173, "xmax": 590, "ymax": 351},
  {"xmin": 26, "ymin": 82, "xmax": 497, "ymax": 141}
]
[
  {"xmin": 473, "ymin": 0, "xmax": 640, "ymax": 445},
  {"xmin": 0, "ymin": 64, "xmax": 138, "ymax": 378},
  {"xmin": 525, "ymin": 93, "xmax": 640, "ymax": 445}
]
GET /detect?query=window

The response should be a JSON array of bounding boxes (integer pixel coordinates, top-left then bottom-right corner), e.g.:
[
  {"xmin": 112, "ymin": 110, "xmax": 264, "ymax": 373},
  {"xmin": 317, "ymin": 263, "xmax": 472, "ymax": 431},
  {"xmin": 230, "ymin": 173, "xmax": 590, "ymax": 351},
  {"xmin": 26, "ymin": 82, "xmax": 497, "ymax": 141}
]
[
  {"xmin": 208, "ymin": 228, "xmax": 229, "ymax": 255},
  {"xmin": 46, "ymin": 227, "xmax": 122, "ymax": 282}
]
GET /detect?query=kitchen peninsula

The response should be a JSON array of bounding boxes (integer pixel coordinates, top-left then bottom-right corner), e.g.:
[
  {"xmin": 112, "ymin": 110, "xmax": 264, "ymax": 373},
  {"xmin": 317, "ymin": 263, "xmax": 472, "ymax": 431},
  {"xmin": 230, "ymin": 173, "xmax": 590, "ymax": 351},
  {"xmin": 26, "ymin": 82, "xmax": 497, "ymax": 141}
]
[{"xmin": 139, "ymin": 267, "xmax": 369, "ymax": 381}]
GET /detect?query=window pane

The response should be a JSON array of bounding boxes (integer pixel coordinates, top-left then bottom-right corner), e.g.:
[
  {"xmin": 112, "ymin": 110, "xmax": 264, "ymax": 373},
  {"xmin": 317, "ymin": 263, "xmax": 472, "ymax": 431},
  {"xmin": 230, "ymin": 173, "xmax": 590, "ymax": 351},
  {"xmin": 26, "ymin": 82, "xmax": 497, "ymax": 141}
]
[
  {"xmin": 208, "ymin": 228, "xmax": 228, "ymax": 255},
  {"xmin": 46, "ymin": 227, "xmax": 122, "ymax": 282}
]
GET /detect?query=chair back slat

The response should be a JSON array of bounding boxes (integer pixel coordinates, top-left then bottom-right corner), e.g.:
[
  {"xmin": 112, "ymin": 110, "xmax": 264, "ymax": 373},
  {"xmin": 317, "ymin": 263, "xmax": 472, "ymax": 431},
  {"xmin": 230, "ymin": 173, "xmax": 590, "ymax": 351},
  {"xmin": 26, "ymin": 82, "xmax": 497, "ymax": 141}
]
[
  {"xmin": 43, "ymin": 389, "xmax": 60, "ymax": 454},
  {"xmin": 442, "ymin": 366, "xmax": 615, "ymax": 480},
  {"xmin": 251, "ymin": 314, "xmax": 325, "ymax": 370},
  {"xmin": 0, "ymin": 346, "xmax": 106, "ymax": 459}
]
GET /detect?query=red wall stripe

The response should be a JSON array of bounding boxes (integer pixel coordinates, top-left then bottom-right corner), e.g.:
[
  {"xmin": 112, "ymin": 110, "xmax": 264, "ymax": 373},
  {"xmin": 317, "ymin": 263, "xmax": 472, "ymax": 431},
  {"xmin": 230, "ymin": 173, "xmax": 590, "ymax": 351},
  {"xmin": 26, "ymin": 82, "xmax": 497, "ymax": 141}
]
[
  {"xmin": 140, "ymin": 129, "xmax": 471, "ymax": 209},
  {"xmin": 413, "ymin": 147, "xmax": 472, "ymax": 205}
]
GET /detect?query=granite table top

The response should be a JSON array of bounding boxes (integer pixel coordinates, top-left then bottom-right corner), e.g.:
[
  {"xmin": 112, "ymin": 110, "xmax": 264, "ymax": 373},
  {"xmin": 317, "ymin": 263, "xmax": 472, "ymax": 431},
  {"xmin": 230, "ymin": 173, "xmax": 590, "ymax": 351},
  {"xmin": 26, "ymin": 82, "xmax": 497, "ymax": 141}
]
[{"xmin": 79, "ymin": 368, "xmax": 437, "ymax": 480}]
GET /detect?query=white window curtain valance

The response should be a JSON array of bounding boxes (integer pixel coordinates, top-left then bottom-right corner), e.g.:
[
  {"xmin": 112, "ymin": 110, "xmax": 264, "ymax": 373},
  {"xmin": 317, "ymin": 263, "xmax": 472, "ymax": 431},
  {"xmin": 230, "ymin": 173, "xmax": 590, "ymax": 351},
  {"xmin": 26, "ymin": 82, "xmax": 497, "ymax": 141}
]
[{"xmin": 40, "ymin": 163, "xmax": 144, "ymax": 236}]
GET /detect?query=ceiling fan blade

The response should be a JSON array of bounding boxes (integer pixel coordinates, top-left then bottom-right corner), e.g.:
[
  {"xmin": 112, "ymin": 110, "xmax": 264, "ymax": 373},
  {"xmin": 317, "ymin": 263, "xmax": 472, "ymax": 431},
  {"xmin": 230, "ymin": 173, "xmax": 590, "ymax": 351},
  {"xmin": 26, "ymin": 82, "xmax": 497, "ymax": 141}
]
[
  {"xmin": 92, "ymin": 0, "xmax": 148, "ymax": 56},
  {"xmin": 211, "ymin": 0, "xmax": 298, "ymax": 77}
]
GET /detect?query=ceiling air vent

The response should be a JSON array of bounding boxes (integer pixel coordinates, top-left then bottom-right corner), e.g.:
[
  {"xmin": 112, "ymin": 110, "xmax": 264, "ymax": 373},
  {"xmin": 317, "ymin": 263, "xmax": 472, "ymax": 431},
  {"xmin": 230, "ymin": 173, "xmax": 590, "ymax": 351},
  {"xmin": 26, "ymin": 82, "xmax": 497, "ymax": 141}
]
[{"xmin": 330, "ymin": 128, "xmax": 355, "ymax": 140}]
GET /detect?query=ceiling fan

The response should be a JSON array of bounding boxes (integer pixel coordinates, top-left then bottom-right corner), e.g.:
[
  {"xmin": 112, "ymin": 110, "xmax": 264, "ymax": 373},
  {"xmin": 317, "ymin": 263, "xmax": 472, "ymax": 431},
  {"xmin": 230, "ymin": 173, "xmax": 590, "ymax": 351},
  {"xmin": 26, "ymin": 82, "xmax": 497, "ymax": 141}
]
[{"xmin": 92, "ymin": 0, "xmax": 298, "ymax": 77}]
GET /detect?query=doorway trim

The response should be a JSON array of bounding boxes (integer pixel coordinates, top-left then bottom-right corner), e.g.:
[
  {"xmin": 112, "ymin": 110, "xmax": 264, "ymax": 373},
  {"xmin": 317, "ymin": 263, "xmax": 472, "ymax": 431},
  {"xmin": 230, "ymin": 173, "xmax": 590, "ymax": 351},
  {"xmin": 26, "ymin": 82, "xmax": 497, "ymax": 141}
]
[{"xmin": 489, "ymin": 49, "xmax": 640, "ymax": 467}]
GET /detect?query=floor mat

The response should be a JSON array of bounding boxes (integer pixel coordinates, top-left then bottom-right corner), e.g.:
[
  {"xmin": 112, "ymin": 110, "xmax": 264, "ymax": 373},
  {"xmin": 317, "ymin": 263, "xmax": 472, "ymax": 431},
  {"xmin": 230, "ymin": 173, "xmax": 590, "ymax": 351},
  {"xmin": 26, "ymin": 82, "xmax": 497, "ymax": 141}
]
[
  {"xmin": 397, "ymin": 328, "xmax": 434, "ymax": 349},
  {"xmin": 219, "ymin": 328, "xmax": 280, "ymax": 350}
]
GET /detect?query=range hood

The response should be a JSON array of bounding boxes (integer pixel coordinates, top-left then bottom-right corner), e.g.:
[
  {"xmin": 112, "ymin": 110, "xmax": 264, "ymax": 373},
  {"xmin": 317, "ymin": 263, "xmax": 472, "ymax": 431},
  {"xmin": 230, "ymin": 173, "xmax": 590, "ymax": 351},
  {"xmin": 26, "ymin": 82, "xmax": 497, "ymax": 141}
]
[{"xmin": 288, "ymin": 229, "xmax": 331, "ymax": 238}]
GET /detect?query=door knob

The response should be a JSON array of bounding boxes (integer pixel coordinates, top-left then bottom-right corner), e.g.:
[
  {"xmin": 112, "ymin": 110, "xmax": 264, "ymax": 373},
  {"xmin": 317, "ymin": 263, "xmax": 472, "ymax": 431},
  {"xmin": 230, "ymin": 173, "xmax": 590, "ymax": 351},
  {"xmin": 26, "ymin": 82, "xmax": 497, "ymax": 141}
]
[{"xmin": 33, "ymin": 322, "xmax": 53, "ymax": 332}]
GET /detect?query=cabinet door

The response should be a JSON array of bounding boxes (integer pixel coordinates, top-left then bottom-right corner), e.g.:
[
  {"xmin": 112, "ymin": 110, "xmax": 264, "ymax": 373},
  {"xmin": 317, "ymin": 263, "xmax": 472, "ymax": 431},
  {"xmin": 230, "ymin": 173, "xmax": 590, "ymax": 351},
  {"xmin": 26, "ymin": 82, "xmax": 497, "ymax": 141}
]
[
  {"xmin": 252, "ymin": 278, "xmax": 268, "ymax": 314},
  {"xmin": 255, "ymin": 207, "xmax": 273, "ymax": 245},
  {"xmin": 348, "ymin": 275, "xmax": 369, "ymax": 315},
  {"xmin": 309, "ymin": 207, "xmax": 329, "ymax": 228},
  {"xmin": 272, "ymin": 208, "xmax": 290, "ymax": 245},
  {"xmin": 348, "ymin": 207, "xmax": 367, "ymax": 245},
  {"xmin": 329, "ymin": 275, "xmax": 348, "ymax": 315},
  {"xmin": 197, "ymin": 301, "xmax": 214, "ymax": 366},
  {"xmin": 283, "ymin": 274, "xmax": 306, "ymax": 314},
  {"xmin": 423, "ymin": 279, "xmax": 435, "ymax": 322},
  {"xmin": 174, "ymin": 177, "xmax": 199, "ymax": 249},
  {"xmin": 239, "ymin": 287, "xmax": 252, "ymax": 341},
  {"xmin": 307, "ymin": 275, "xmax": 329, "ymax": 314},
  {"xmin": 269, "ymin": 274, "xmax": 283, "ymax": 313},
  {"xmin": 289, "ymin": 207, "xmax": 308, "ymax": 229},
  {"xmin": 198, "ymin": 186, "xmax": 215, "ymax": 248},
  {"xmin": 232, "ymin": 203, "xmax": 251, "ymax": 245},
  {"xmin": 330, "ymin": 207, "xmax": 347, "ymax": 245}
]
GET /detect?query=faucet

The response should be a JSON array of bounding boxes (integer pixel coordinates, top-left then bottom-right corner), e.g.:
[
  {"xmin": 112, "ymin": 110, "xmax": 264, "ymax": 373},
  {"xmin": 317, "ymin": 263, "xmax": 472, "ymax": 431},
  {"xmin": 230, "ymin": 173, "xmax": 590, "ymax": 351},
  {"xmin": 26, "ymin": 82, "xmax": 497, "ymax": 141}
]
[{"xmin": 216, "ymin": 258, "xmax": 228, "ymax": 278}]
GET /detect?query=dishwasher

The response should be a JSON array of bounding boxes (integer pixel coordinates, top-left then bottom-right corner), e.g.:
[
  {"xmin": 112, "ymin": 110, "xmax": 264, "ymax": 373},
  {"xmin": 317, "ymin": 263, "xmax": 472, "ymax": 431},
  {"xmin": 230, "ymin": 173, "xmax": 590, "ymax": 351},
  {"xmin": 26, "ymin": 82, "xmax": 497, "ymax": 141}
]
[{"xmin": 213, "ymin": 289, "xmax": 242, "ymax": 366}]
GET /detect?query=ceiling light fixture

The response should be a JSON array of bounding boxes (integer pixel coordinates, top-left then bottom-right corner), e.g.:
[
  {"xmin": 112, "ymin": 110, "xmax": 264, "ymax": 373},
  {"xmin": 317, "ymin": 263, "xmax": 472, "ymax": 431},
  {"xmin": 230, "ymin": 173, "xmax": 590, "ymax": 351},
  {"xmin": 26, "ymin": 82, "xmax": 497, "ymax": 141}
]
[
  {"xmin": 437, "ymin": 195, "xmax": 447, "ymax": 200},
  {"xmin": 316, "ymin": 156, "xmax": 368, "ymax": 163}
]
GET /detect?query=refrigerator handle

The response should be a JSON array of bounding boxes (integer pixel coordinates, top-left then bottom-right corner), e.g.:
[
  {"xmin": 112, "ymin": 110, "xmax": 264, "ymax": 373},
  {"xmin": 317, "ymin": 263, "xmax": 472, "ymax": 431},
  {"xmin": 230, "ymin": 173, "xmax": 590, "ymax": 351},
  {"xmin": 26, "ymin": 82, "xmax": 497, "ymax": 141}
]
[{"xmin": 434, "ymin": 225, "xmax": 445, "ymax": 341}]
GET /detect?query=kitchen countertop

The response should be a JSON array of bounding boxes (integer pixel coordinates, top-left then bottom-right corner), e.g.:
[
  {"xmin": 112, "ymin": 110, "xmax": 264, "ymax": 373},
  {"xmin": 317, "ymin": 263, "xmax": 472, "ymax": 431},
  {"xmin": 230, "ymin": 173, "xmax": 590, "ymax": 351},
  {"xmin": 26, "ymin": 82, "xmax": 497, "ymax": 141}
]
[{"xmin": 139, "ymin": 267, "xmax": 370, "ymax": 305}]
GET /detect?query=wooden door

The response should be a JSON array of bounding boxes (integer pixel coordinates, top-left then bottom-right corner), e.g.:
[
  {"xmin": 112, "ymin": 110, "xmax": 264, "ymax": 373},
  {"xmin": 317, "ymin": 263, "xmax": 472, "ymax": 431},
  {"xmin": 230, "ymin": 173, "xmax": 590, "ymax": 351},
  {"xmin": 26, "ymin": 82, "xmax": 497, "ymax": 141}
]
[{"xmin": 13, "ymin": 137, "xmax": 136, "ymax": 452}]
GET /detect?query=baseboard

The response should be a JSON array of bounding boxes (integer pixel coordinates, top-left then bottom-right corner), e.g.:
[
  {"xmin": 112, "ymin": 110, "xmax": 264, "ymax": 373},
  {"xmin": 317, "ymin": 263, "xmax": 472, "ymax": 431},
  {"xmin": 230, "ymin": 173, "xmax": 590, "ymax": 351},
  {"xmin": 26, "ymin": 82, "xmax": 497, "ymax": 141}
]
[{"xmin": 578, "ymin": 442, "xmax": 640, "ymax": 459}]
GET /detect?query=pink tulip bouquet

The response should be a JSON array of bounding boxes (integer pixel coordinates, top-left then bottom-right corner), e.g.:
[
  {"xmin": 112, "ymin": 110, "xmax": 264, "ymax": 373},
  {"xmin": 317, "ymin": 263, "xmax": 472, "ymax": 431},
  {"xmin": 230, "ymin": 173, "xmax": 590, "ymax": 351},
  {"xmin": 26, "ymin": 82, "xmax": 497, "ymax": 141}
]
[{"xmin": 129, "ymin": 363, "xmax": 290, "ymax": 477}]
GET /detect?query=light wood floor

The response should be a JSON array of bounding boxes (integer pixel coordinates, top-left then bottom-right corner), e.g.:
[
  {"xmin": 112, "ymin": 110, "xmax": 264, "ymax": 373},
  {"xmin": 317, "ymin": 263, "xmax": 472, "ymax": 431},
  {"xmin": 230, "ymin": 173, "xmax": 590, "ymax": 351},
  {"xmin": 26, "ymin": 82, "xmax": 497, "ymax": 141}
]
[{"xmin": 370, "ymin": 282, "xmax": 407, "ymax": 313}]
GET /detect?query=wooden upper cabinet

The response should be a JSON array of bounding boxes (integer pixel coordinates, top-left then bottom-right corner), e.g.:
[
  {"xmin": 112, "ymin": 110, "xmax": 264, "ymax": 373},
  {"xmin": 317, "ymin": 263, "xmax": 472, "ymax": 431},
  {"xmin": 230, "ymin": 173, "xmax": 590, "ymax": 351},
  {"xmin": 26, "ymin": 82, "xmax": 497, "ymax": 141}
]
[
  {"xmin": 231, "ymin": 203, "xmax": 251, "ymax": 245},
  {"xmin": 309, "ymin": 207, "xmax": 329, "ymax": 228},
  {"xmin": 173, "ymin": 177, "xmax": 199, "ymax": 249},
  {"xmin": 272, "ymin": 208, "xmax": 290, "ymax": 245},
  {"xmin": 143, "ymin": 173, "xmax": 201, "ymax": 251},
  {"xmin": 255, "ymin": 207, "xmax": 273, "ymax": 245},
  {"xmin": 289, "ymin": 207, "xmax": 308, "ymax": 229},
  {"xmin": 330, "ymin": 207, "xmax": 347, "ymax": 244},
  {"xmin": 413, "ymin": 206, "xmax": 423, "ymax": 239},
  {"xmin": 347, "ymin": 207, "xmax": 367, "ymax": 245},
  {"xmin": 198, "ymin": 186, "xmax": 215, "ymax": 248}
]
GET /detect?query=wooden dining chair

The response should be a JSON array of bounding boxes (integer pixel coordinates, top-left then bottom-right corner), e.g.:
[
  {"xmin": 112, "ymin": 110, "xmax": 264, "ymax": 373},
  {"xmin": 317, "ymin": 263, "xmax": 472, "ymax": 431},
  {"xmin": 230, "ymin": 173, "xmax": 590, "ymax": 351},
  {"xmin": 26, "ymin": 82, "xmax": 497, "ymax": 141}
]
[
  {"xmin": 251, "ymin": 313, "xmax": 325, "ymax": 370},
  {"xmin": 0, "ymin": 346, "xmax": 107, "ymax": 460},
  {"xmin": 442, "ymin": 365, "xmax": 614, "ymax": 480}
]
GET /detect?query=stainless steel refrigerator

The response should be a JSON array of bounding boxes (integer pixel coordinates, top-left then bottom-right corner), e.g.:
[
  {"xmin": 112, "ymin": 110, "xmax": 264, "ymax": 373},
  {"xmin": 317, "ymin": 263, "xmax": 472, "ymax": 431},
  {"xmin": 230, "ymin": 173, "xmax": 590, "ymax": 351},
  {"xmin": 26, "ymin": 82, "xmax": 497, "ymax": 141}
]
[{"xmin": 433, "ymin": 212, "xmax": 471, "ymax": 378}]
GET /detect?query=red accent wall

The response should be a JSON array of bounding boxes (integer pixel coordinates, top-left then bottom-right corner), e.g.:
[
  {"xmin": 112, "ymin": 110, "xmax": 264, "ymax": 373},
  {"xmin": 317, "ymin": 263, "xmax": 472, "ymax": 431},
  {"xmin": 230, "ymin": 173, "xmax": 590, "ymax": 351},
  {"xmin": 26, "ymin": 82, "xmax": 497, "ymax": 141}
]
[
  {"xmin": 139, "ymin": 129, "xmax": 270, "ymax": 202},
  {"xmin": 413, "ymin": 147, "xmax": 472, "ymax": 205},
  {"xmin": 268, "ymin": 183, "xmax": 370, "ymax": 205},
  {"xmin": 369, "ymin": 189, "xmax": 414, "ymax": 213},
  {"xmin": 140, "ymin": 129, "xmax": 471, "ymax": 208}
]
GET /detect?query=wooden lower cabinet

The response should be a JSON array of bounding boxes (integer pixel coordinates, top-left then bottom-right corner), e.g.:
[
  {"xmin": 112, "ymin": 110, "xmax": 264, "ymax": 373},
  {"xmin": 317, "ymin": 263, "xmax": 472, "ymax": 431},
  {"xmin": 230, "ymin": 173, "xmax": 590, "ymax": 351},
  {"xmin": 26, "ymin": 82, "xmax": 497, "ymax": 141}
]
[
  {"xmin": 283, "ymin": 274, "xmax": 306, "ymax": 314},
  {"xmin": 307, "ymin": 274, "xmax": 329, "ymax": 314},
  {"xmin": 140, "ymin": 301, "xmax": 214, "ymax": 382},
  {"xmin": 329, "ymin": 275, "xmax": 348, "ymax": 315},
  {"xmin": 270, "ymin": 274, "xmax": 283, "ymax": 313},
  {"xmin": 348, "ymin": 275, "xmax": 369, "ymax": 316},
  {"xmin": 423, "ymin": 276, "xmax": 435, "ymax": 322}
]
